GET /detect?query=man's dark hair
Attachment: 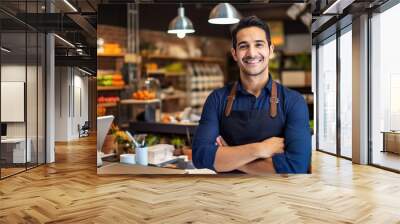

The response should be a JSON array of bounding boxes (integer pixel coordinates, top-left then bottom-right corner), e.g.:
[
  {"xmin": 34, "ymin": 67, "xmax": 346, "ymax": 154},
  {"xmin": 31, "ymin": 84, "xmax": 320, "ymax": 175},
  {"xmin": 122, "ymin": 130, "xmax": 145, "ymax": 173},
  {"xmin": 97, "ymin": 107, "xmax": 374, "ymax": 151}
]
[{"xmin": 231, "ymin": 16, "xmax": 271, "ymax": 49}]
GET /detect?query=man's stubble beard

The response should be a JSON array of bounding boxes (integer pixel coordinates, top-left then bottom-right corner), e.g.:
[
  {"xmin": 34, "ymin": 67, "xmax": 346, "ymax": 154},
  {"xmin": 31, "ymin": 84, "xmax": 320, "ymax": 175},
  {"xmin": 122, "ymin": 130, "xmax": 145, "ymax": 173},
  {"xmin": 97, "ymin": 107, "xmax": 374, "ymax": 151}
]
[{"xmin": 240, "ymin": 63, "xmax": 268, "ymax": 77}]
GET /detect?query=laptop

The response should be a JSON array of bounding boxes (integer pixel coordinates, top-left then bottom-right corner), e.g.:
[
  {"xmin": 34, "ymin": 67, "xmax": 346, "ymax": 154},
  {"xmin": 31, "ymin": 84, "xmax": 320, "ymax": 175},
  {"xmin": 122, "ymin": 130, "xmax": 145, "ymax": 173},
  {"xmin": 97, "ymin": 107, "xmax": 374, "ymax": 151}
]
[{"xmin": 97, "ymin": 115, "xmax": 114, "ymax": 167}]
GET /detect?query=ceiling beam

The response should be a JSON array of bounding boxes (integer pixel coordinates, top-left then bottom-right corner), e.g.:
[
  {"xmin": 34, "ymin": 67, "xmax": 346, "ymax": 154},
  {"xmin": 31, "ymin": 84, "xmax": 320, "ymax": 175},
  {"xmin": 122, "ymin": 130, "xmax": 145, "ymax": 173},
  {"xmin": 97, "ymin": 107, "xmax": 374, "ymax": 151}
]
[
  {"xmin": 67, "ymin": 13, "xmax": 97, "ymax": 39},
  {"xmin": 55, "ymin": 55, "xmax": 96, "ymax": 70}
]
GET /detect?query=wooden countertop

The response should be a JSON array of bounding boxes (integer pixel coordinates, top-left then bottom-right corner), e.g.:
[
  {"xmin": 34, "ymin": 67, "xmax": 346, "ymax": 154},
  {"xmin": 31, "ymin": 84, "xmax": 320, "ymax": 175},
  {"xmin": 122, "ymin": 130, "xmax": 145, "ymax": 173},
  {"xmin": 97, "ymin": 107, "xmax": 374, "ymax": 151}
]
[{"xmin": 97, "ymin": 162, "xmax": 216, "ymax": 175}]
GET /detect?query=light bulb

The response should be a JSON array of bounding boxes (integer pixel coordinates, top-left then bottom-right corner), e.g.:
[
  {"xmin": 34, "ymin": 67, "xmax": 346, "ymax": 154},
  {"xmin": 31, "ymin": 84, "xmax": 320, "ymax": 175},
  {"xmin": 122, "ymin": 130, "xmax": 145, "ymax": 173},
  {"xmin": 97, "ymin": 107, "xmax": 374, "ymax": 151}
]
[
  {"xmin": 97, "ymin": 38, "xmax": 104, "ymax": 46},
  {"xmin": 177, "ymin": 33, "xmax": 186, "ymax": 39}
]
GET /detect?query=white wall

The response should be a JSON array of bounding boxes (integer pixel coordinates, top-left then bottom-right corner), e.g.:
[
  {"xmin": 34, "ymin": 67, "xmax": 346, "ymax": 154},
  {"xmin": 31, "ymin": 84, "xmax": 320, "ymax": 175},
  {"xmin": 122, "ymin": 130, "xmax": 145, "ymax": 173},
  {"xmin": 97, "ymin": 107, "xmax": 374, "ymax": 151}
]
[
  {"xmin": 55, "ymin": 67, "xmax": 70, "ymax": 141},
  {"xmin": 71, "ymin": 72, "xmax": 89, "ymax": 139},
  {"xmin": 55, "ymin": 67, "xmax": 89, "ymax": 141}
]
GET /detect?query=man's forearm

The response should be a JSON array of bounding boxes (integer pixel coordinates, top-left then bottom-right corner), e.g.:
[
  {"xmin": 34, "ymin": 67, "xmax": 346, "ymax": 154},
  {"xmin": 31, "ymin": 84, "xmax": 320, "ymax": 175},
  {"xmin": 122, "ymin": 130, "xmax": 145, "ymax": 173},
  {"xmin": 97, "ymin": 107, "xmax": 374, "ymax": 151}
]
[
  {"xmin": 237, "ymin": 158, "xmax": 276, "ymax": 175},
  {"xmin": 214, "ymin": 143, "xmax": 261, "ymax": 172}
]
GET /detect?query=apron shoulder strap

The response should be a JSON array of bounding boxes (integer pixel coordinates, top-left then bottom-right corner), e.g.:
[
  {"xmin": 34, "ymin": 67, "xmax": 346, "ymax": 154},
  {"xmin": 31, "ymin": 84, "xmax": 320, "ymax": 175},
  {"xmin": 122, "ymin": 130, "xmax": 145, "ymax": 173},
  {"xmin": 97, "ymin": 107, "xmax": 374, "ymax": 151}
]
[
  {"xmin": 269, "ymin": 81, "xmax": 279, "ymax": 118},
  {"xmin": 224, "ymin": 80, "xmax": 279, "ymax": 118},
  {"xmin": 224, "ymin": 82, "xmax": 237, "ymax": 117}
]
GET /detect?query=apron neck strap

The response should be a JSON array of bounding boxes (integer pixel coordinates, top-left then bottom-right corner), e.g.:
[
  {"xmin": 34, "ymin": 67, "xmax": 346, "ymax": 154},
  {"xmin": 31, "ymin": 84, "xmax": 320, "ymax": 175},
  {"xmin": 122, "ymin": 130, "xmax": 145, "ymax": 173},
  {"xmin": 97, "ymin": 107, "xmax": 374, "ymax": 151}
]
[
  {"xmin": 224, "ymin": 81, "xmax": 238, "ymax": 117},
  {"xmin": 224, "ymin": 80, "xmax": 279, "ymax": 118},
  {"xmin": 270, "ymin": 81, "xmax": 279, "ymax": 118}
]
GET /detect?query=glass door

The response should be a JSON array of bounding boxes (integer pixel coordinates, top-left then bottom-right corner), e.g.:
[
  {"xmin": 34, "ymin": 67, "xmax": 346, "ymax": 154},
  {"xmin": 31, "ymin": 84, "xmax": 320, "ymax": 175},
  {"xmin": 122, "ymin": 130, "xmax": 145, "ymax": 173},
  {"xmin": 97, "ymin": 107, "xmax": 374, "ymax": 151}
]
[
  {"xmin": 1, "ymin": 31, "xmax": 28, "ymax": 178},
  {"xmin": 339, "ymin": 26, "xmax": 352, "ymax": 159},
  {"xmin": 317, "ymin": 35, "xmax": 337, "ymax": 155},
  {"xmin": 370, "ymin": 2, "xmax": 400, "ymax": 171},
  {"xmin": 0, "ymin": 1, "xmax": 47, "ymax": 179}
]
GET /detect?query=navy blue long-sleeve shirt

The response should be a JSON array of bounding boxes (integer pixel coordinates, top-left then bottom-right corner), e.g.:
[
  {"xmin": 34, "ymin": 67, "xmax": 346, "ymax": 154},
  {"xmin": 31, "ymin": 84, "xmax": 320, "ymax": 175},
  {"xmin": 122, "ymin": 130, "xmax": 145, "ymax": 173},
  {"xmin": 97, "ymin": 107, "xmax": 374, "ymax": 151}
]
[{"xmin": 192, "ymin": 77, "xmax": 312, "ymax": 174}]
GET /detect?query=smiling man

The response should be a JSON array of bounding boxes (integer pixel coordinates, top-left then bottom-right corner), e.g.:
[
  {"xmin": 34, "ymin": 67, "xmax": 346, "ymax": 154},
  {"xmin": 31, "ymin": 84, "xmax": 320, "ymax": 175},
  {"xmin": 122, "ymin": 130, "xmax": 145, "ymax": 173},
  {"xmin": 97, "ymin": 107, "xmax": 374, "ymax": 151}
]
[{"xmin": 192, "ymin": 16, "xmax": 311, "ymax": 174}]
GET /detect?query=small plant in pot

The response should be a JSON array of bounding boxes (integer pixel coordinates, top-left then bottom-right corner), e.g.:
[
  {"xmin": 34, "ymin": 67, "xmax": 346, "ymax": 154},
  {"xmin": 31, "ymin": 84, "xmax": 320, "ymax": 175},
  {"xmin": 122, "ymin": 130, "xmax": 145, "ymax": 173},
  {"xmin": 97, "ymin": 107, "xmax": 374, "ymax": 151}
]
[
  {"xmin": 114, "ymin": 130, "xmax": 134, "ymax": 155},
  {"xmin": 170, "ymin": 136, "xmax": 185, "ymax": 156}
]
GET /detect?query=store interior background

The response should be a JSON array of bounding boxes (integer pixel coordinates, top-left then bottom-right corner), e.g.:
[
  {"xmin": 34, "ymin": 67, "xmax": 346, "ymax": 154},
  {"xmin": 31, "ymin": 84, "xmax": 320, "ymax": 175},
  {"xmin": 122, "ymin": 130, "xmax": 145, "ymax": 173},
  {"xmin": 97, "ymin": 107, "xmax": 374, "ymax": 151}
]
[{"xmin": 96, "ymin": 3, "xmax": 313, "ymax": 173}]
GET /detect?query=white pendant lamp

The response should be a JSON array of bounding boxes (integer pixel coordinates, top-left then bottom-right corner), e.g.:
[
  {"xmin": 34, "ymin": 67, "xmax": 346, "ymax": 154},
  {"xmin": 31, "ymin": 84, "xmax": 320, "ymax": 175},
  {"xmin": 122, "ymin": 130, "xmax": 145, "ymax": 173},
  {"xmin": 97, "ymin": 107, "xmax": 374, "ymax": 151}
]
[
  {"xmin": 168, "ymin": 5, "xmax": 195, "ymax": 38},
  {"xmin": 208, "ymin": 3, "xmax": 241, "ymax": 25}
]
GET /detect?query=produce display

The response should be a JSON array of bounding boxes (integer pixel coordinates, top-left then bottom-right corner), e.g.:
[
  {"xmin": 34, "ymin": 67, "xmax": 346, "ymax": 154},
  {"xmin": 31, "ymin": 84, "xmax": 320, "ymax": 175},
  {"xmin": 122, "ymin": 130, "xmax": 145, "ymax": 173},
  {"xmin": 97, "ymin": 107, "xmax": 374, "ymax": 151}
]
[
  {"xmin": 160, "ymin": 108, "xmax": 200, "ymax": 124},
  {"xmin": 164, "ymin": 62, "xmax": 185, "ymax": 73},
  {"xmin": 145, "ymin": 62, "xmax": 185, "ymax": 74},
  {"xmin": 97, "ymin": 106, "xmax": 106, "ymax": 116},
  {"xmin": 145, "ymin": 63, "xmax": 158, "ymax": 72},
  {"xmin": 102, "ymin": 43, "xmax": 122, "ymax": 55},
  {"xmin": 97, "ymin": 96, "xmax": 120, "ymax": 104},
  {"xmin": 98, "ymin": 73, "xmax": 125, "ymax": 87},
  {"xmin": 132, "ymin": 90, "xmax": 156, "ymax": 100}
]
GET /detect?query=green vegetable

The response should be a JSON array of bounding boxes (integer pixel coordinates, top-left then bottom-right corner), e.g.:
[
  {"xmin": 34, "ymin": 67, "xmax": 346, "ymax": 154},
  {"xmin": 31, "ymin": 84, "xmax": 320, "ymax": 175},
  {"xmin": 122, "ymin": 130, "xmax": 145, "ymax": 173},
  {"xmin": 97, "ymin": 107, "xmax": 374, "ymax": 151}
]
[
  {"xmin": 146, "ymin": 134, "xmax": 160, "ymax": 146},
  {"xmin": 164, "ymin": 63, "xmax": 184, "ymax": 73},
  {"xmin": 170, "ymin": 136, "xmax": 185, "ymax": 149}
]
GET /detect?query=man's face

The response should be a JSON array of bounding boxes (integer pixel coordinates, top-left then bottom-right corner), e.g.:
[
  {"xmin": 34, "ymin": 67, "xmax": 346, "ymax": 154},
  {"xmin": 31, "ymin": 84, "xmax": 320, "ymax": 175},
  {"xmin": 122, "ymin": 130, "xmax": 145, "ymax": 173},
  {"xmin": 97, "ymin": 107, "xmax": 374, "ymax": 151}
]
[{"xmin": 231, "ymin": 26, "xmax": 274, "ymax": 77}]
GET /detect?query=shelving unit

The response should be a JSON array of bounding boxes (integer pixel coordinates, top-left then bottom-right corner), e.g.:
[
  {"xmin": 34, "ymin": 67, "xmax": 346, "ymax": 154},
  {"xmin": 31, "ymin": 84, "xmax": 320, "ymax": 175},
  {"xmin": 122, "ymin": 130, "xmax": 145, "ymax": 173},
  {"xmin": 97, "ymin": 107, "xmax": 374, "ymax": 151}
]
[
  {"xmin": 142, "ymin": 54, "xmax": 226, "ymax": 114},
  {"xmin": 97, "ymin": 47, "xmax": 142, "ymax": 118},
  {"xmin": 187, "ymin": 63, "xmax": 224, "ymax": 114},
  {"xmin": 97, "ymin": 52, "xmax": 133, "ymax": 118}
]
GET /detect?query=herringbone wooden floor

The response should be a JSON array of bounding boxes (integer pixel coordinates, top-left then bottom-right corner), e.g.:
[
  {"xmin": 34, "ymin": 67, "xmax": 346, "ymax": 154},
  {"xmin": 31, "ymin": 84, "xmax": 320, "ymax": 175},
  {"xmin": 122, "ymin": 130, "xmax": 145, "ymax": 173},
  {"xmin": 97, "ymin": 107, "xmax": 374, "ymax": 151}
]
[{"xmin": 1, "ymin": 135, "xmax": 400, "ymax": 224}]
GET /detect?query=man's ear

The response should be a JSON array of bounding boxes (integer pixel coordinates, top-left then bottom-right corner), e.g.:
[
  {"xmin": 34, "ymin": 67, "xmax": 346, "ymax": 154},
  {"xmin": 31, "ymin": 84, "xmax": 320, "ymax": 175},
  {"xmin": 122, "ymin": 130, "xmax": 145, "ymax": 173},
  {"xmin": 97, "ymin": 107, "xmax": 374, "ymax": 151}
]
[
  {"xmin": 269, "ymin": 44, "xmax": 275, "ymax": 59},
  {"xmin": 231, "ymin": 48, "xmax": 238, "ymax": 62}
]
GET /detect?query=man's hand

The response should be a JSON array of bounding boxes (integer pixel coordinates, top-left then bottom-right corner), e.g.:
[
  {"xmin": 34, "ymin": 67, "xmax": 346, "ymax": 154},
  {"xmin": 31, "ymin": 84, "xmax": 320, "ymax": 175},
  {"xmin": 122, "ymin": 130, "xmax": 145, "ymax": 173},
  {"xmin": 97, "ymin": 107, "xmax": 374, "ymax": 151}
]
[
  {"xmin": 216, "ymin": 136, "xmax": 284, "ymax": 158},
  {"xmin": 216, "ymin": 136, "xmax": 228, "ymax": 147},
  {"xmin": 213, "ymin": 136, "xmax": 284, "ymax": 172},
  {"xmin": 254, "ymin": 137, "xmax": 284, "ymax": 158}
]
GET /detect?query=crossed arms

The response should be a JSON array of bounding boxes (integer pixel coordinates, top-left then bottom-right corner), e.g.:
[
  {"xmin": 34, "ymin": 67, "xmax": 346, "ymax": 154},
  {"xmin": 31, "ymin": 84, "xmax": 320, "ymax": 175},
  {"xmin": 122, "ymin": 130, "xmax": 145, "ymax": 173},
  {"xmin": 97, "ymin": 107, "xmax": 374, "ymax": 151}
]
[
  {"xmin": 214, "ymin": 136, "xmax": 284, "ymax": 174},
  {"xmin": 192, "ymin": 92, "xmax": 311, "ymax": 174}
]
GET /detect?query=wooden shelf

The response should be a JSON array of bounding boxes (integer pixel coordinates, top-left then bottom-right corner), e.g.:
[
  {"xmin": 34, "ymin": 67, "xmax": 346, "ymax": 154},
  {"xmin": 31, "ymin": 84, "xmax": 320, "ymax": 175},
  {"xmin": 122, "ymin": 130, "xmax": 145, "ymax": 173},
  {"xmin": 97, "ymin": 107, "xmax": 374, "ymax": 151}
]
[
  {"xmin": 147, "ymin": 70, "xmax": 186, "ymax": 76},
  {"xmin": 98, "ymin": 70, "xmax": 120, "ymax": 75},
  {"xmin": 98, "ymin": 53, "xmax": 141, "ymax": 63},
  {"xmin": 142, "ymin": 54, "xmax": 225, "ymax": 63},
  {"xmin": 98, "ymin": 53, "xmax": 125, "ymax": 57},
  {"xmin": 97, "ymin": 86, "xmax": 127, "ymax": 91},
  {"xmin": 97, "ymin": 102, "xmax": 118, "ymax": 108},
  {"xmin": 120, "ymin": 99, "xmax": 161, "ymax": 105},
  {"xmin": 161, "ymin": 90, "xmax": 187, "ymax": 100},
  {"xmin": 129, "ymin": 121, "xmax": 197, "ymax": 135}
]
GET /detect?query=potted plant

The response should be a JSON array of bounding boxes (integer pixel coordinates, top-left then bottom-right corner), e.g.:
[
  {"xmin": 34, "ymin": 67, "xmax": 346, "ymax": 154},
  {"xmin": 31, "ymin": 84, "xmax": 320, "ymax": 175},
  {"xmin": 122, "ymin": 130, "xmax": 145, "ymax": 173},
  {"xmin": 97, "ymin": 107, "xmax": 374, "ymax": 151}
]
[{"xmin": 114, "ymin": 130, "xmax": 134, "ymax": 155}]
